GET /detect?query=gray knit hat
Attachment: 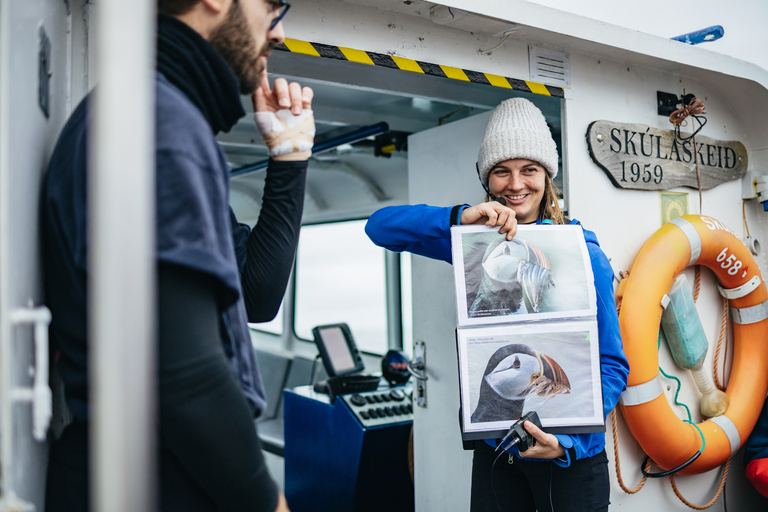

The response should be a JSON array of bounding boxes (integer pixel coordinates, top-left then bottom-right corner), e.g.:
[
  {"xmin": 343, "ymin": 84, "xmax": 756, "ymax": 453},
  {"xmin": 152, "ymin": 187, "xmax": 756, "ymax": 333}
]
[{"xmin": 477, "ymin": 98, "xmax": 559, "ymax": 188}]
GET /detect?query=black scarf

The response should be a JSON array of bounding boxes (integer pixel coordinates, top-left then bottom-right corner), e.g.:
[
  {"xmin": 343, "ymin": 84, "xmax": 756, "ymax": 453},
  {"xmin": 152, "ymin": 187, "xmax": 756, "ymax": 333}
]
[{"xmin": 156, "ymin": 14, "xmax": 245, "ymax": 134}]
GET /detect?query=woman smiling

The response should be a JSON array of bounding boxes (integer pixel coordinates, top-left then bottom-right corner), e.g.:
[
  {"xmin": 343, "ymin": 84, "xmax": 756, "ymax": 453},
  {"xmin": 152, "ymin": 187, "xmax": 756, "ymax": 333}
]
[{"xmin": 365, "ymin": 98, "xmax": 629, "ymax": 512}]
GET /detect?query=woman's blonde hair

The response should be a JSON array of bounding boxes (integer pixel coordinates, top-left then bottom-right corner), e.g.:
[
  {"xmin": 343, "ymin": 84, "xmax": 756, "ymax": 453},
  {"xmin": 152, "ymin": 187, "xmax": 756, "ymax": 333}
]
[
  {"xmin": 539, "ymin": 173, "xmax": 565, "ymax": 225},
  {"xmin": 484, "ymin": 168, "xmax": 565, "ymax": 225}
]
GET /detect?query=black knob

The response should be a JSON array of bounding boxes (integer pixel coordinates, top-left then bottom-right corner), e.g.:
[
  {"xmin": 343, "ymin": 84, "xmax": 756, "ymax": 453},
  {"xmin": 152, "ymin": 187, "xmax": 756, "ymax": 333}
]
[
  {"xmin": 350, "ymin": 395, "xmax": 366, "ymax": 407},
  {"xmin": 360, "ymin": 410, "xmax": 370, "ymax": 420},
  {"xmin": 390, "ymin": 390, "xmax": 405, "ymax": 401}
]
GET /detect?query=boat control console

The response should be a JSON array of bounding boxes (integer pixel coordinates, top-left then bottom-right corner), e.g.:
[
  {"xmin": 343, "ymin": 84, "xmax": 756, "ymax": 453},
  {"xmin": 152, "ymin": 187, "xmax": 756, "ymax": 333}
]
[
  {"xmin": 342, "ymin": 387, "xmax": 414, "ymax": 427},
  {"xmin": 284, "ymin": 384, "xmax": 414, "ymax": 512}
]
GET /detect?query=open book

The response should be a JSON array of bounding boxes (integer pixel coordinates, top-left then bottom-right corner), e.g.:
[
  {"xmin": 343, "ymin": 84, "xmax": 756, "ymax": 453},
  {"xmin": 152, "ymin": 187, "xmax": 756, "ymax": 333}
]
[{"xmin": 451, "ymin": 224, "xmax": 604, "ymax": 440}]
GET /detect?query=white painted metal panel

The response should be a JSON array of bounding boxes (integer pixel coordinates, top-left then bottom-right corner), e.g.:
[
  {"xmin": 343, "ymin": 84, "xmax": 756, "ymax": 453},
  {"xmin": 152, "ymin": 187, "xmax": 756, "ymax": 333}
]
[
  {"xmin": 0, "ymin": 0, "xmax": 72, "ymax": 509},
  {"xmin": 563, "ymin": 49, "xmax": 768, "ymax": 512},
  {"xmin": 284, "ymin": 0, "xmax": 532, "ymax": 85},
  {"xmin": 408, "ymin": 111, "xmax": 490, "ymax": 511}
]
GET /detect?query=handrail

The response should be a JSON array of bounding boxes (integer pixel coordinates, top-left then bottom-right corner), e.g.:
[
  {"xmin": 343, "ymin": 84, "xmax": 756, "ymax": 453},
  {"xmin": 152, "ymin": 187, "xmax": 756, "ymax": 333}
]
[{"xmin": 230, "ymin": 121, "xmax": 390, "ymax": 178}]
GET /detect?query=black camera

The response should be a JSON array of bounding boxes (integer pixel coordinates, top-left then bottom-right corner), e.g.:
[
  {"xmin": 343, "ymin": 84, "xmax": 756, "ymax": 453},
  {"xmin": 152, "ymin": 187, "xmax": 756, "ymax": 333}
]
[{"xmin": 496, "ymin": 411, "xmax": 542, "ymax": 452}]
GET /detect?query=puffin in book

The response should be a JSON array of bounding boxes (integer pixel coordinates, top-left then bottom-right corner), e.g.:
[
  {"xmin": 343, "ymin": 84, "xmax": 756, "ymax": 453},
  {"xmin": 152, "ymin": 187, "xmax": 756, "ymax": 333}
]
[
  {"xmin": 468, "ymin": 238, "xmax": 554, "ymax": 317},
  {"xmin": 470, "ymin": 343, "xmax": 571, "ymax": 423}
]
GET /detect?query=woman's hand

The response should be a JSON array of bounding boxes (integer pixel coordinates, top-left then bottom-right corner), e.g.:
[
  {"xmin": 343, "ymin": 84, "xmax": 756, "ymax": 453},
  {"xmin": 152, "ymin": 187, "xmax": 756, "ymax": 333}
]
[
  {"xmin": 517, "ymin": 421, "xmax": 565, "ymax": 460},
  {"xmin": 459, "ymin": 201, "xmax": 517, "ymax": 240}
]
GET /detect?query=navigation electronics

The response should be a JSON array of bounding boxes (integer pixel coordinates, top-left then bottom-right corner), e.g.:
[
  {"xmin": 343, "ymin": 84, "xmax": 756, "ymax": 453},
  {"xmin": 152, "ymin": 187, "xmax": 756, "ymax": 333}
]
[{"xmin": 312, "ymin": 323, "xmax": 365, "ymax": 377}]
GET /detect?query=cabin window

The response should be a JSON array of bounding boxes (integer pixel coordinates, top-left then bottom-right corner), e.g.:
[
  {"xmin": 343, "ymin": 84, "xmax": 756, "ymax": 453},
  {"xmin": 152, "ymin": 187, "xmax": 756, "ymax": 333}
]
[
  {"xmin": 294, "ymin": 219, "xmax": 388, "ymax": 355},
  {"xmin": 249, "ymin": 302, "xmax": 284, "ymax": 336}
]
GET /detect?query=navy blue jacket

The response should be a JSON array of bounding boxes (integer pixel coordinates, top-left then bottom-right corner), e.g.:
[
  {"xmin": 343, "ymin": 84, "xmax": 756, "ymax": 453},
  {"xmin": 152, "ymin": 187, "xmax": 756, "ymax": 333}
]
[{"xmin": 44, "ymin": 74, "xmax": 306, "ymax": 422}]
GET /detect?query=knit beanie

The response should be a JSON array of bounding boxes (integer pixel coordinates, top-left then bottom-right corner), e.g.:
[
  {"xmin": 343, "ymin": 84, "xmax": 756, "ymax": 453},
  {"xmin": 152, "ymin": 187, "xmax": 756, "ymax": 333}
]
[{"xmin": 477, "ymin": 98, "xmax": 559, "ymax": 188}]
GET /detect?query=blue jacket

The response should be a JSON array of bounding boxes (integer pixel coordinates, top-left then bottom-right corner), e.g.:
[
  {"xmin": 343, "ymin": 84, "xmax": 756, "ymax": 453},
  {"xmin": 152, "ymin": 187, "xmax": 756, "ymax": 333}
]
[{"xmin": 365, "ymin": 204, "xmax": 629, "ymax": 466}]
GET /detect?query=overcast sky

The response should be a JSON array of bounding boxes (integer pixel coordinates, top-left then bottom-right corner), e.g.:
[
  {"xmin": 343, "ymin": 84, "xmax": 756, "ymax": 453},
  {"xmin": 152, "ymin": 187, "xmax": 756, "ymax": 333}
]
[{"xmin": 528, "ymin": 0, "xmax": 768, "ymax": 71}]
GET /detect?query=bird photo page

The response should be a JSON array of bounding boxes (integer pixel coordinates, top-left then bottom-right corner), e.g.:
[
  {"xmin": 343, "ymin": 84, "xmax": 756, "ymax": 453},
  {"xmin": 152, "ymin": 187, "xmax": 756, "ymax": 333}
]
[
  {"xmin": 450, "ymin": 224, "xmax": 596, "ymax": 327},
  {"xmin": 450, "ymin": 225, "xmax": 604, "ymax": 439},
  {"xmin": 456, "ymin": 321, "xmax": 603, "ymax": 438}
]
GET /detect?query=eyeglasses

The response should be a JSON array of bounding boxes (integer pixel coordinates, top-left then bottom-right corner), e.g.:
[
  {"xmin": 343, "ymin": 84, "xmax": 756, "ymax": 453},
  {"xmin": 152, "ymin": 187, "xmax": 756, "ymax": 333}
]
[{"xmin": 270, "ymin": 0, "xmax": 290, "ymax": 30}]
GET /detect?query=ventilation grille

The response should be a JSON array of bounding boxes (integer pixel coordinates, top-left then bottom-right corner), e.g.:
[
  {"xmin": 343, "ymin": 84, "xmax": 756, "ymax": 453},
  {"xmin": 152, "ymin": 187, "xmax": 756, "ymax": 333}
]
[{"xmin": 529, "ymin": 46, "xmax": 571, "ymax": 88}]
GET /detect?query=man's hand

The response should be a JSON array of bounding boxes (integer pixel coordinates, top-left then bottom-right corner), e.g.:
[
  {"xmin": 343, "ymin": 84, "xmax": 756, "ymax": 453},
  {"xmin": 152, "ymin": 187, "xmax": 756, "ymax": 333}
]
[
  {"xmin": 253, "ymin": 71, "xmax": 313, "ymax": 115},
  {"xmin": 274, "ymin": 492, "xmax": 290, "ymax": 512},
  {"xmin": 459, "ymin": 201, "xmax": 518, "ymax": 240},
  {"xmin": 517, "ymin": 421, "xmax": 565, "ymax": 460},
  {"xmin": 252, "ymin": 71, "xmax": 315, "ymax": 161}
]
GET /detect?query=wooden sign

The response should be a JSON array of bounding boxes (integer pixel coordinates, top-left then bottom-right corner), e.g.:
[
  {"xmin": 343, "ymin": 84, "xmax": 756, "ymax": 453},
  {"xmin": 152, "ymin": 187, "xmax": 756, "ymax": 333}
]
[{"xmin": 586, "ymin": 120, "xmax": 748, "ymax": 191}]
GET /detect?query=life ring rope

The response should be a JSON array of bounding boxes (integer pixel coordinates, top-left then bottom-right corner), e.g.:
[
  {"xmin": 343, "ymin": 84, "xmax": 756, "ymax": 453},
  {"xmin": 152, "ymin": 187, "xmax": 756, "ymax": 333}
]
[
  {"xmin": 713, "ymin": 296, "xmax": 728, "ymax": 392},
  {"xmin": 611, "ymin": 409, "xmax": 651, "ymax": 494},
  {"xmin": 612, "ymin": 405, "xmax": 731, "ymax": 509},
  {"xmin": 669, "ymin": 460, "xmax": 730, "ymax": 510}
]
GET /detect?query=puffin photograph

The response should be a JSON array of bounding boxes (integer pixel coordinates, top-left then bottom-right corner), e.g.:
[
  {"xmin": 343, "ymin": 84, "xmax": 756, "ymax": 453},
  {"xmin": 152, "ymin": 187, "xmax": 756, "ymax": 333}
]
[
  {"xmin": 467, "ymin": 237, "xmax": 554, "ymax": 318},
  {"xmin": 456, "ymin": 227, "xmax": 596, "ymax": 326},
  {"xmin": 470, "ymin": 343, "xmax": 571, "ymax": 423}
]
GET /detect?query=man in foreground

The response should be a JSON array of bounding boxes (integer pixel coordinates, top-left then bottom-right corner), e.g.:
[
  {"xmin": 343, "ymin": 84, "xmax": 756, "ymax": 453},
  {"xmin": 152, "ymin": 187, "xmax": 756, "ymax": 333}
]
[{"xmin": 43, "ymin": 1, "xmax": 314, "ymax": 510}]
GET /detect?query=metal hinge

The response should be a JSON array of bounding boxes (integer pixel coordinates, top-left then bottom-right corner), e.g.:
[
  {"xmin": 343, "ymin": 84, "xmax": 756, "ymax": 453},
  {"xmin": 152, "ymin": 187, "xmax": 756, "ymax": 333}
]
[{"xmin": 408, "ymin": 340, "xmax": 427, "ymax": 408}]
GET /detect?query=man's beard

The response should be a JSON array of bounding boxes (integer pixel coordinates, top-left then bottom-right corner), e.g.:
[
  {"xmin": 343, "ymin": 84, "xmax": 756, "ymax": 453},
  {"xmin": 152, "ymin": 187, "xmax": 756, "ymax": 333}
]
[{"xmin": 209, "ymin": 0, "xmax": 272, "ymax": 95}]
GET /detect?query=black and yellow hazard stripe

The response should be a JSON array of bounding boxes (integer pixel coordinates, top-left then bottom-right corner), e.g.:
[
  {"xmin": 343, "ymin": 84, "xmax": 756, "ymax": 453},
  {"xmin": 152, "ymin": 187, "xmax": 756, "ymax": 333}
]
[{"xmin": 275, "ymin": 39, "xmax": 564, "ymax": 98}]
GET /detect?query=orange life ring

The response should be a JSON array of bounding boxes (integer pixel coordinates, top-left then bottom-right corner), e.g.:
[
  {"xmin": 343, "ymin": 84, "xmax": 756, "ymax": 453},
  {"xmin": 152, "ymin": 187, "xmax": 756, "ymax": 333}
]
[{"xmin": 617, "ymin": 215, "xmax": 768, "ymax": 475}]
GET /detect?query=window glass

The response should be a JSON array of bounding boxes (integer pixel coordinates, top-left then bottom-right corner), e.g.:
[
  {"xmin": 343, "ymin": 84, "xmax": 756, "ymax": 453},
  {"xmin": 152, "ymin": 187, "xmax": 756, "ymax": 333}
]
[
  {"xmin": 295, "ymin": 219, "xmax": 388, "ymax": 354},
  {"xmin": 249, "ymin": 300, "xmax": 284, "ymax": 336}
]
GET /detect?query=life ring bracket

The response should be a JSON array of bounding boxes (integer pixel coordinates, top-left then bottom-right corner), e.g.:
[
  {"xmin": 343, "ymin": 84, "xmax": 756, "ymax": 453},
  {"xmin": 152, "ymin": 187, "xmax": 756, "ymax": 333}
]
[{"xmin": 718, "ymin": 275, "xmax": 762, "ymax": 300}]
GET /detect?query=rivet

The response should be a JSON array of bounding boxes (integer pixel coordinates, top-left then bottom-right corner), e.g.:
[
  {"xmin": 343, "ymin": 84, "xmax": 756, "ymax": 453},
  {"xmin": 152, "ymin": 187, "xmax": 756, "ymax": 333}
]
[{"xmin": 596, "ymin": 133, "xmax": 604, "ymax": 143}]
